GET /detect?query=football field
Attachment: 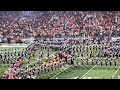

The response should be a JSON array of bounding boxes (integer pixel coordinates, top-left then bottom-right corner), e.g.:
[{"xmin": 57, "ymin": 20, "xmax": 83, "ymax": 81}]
[
  {"xmin": 51, "ymin": 64, "xmax": 120, "ymax": 79},
  {"xmin": 0, "ymin": 44, "xmax": 120, "ymax": 79}
]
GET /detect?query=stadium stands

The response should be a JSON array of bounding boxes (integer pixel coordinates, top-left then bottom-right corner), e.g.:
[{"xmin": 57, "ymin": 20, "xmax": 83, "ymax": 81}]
[{"xmin": 0, "ymin": 11, "xmax": 120, "ymax": 44}]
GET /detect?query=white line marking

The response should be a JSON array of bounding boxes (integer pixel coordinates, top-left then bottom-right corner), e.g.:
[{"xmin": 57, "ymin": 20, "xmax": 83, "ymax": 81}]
[
  {"xmin": 50, "ymin": 65, "xmax": 72, "ymax": 79},
  {"xmin": 80, "ymin": 65, "xmax": 97, "ymax": 79},
  {"xmin": 112, "ymin": 66, "xmax": 120, "ymax": 78}
]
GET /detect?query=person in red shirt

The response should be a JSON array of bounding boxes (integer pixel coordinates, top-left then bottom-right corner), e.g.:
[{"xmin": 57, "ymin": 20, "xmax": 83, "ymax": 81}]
[
  {"xmin": 17, "ymin": 58, "xmax": 23, "ymax": 67},
  {"xmin": 8, "ymin": 73, "xmax": 14, "ymax": 79}
]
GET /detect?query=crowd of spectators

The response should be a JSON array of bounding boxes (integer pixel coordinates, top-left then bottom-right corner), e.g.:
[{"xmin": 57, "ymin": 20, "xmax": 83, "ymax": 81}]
[{"xmin": 0, "ymin": 11, "xmax": 120, "ymax": 43}]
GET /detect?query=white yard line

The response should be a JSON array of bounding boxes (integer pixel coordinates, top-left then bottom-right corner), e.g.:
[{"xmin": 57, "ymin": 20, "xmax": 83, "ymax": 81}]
[
  {"xmin": 80, "ymin": 65, "xmax": 97, "ymax": 79},
  {"xmin": 50, "ymin": 65, "xmax": 72, "ymax": 79},
  {"xmin": 112, "ymin": 66, "xmax": 120, "ymax": 78}
]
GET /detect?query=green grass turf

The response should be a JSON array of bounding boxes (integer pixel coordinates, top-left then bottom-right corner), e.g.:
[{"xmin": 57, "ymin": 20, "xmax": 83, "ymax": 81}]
[
  {"xmin": 52, "ymin": 66, "xmax": 93, "ymax": 79},
  {"xmin": 51, "ymin": 60, "xmax": 120, "ymax": 79},
  {"xmin": 113, "ymin": 69, "xmax": 120, "ymax": 79},
  {"xmin": 51, "ymin": 65, "xmax": 119, "ymax": 79},
  {"xmin": 81, "ymin": 65, "xmax": 119, "ymax": 79},
  {"xmin": 0, "ymin": 64, "xmax": 9, "ymax": 76},
  {"xmin": 0, "ymin": 47, "xmax": 25, "ymax": 52}
]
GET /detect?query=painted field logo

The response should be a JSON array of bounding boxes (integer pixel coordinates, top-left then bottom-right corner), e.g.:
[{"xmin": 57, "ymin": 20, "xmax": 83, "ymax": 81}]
[
  {"xmin": 83, "ymin": 77, "xmax": 92, "ymax": 79},
  {"xmin": 83, "ymin": 77, "xmax": 99, "ymax": 79},
  {"xmin": 70, "ymin": 77, "xmax": 79, "ymax": 79}
]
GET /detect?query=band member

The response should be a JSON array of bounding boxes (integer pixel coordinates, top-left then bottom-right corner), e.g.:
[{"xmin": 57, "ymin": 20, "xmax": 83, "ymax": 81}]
[
  {"xmin": 3, "ymin": 58, "xmax": 6, "ymax": 64},
  {"xmin": 109, "ymin": 58, "xmax": 112, "ymax": 66},
  {"xmin": 98, "ymin": 46, "xmax": 101, "ymax": 51},
  {"xmin": 116, "ymin": 52, "xmax": 119, "ymax": 60},
  {"xmin": 53, "ymin": 61, "xmax": 56, "ymax": 70},
  {"xmin": 96, "ymin": 45, "xmax": 97, "ymax": 51},
  {"xmin": 14, "ymin": 51, "xmax": 17, "ymax": 56},
  {"xmin": 67, "ymin": 56, "xmax": 71, "ymax": 64},
  {"xmin": 90, "ymin": 52, "xmax": 92, "ymax": 58},
  {"xmin": 59, "ymin": 61, "xmax": 62, "ymax": 68},
  {"xmin": 105, "ymin": 46, "xmax": 107, "ymax": 49},
  {"xmin": 33, "ymin": 67, "xmax": 36, "ymax": 75},
  {"xmin": 114, "ymin": 59, "xmax": 116, "ymax": 66},
  {"xmin": 119, "ymin": 52, "xmax": 120, "ymax": 59},
  {"xmin": 90, "ymin": 46, "xmax": 91, "ymax": 51},
  {"xmin": 62, "ymin": 60, "xmax": 65, "ymax": 67},
  {"xmin": 86, "ymin": 58, "xmax": 88, "ymax": 65},
  {"xmin": 87, "ymin": 53, "xmax": 88, "ymax": 58},
  {"xmin": 51, "ymin": 64, "xmax": 53, "ymax": 71},
  {"xmin": 32, "ymin": 51, "xmax": 35, "ymax": 58},
  {"xmin": 7, "ymin": 52, "xmax": 10, "ymax": 58},
  {"xmin": 55, "ymin": 53, "xmax": 57, "ymax": 59},
  {"xmin": 37, "ymin": 68, "xmax": 40, "ymax": 75},
  {"xmin": 96, "ymin": 52, "xmax": 100, "ymax": 58},
  {"xmin": 105, "ymin": 58, "xmax": 108, "ymax": 66},
  {"xmin": 7, "ymin": 58, "xmax": 9, "ymax": 64},
  {"xmin": 81, "ymin": 58, "xmax": 83, "ymax": 65},
  {"xmin": 102, "ymin": 45, "xmax": 104, "ymax": 50},
  {"xmin": 47, "ymin": 52, "xmax": 49, "ymax": 60},
  {"xmin": 40, "ymin": 66, "xmax": 42, "ymax": 74},
  {"xmin": 44, "ymin": 64, "xmax": 47, "ymax": 74},
  {"xmin": 100, "ymin": 58, "xmax": 102, "ymax": 66},
  {"xmin": 76, "ymin": 47, "xmax": 78, "ymax": 53},
  {"xmin": 76, "ymin": 59, "xmax": 79, "ymax": 66},
  {"xmin": 95, "ymin": 57, "xmax": 98, "ymax": 65},
  {"xmin": 47, "ymin": 62, "xmax": 51, "ymax": 71},
  {"xmin": 54, "ymin": 63, "xmax": 57, "ymax": 70},
  {"xmin": 4, "ymin": 52, "xmax": 7, "ymax": 60},
  {"xmin": 81, "ymin": 53, "xmax": 83, "ymax": 57},
  {"xmin": 93, "ymin": 45, "xmax": 94, "ymax": 50},
  {"xmin": 92, "ymin": 58, "xmax": 94, "ymax": 65},
  {"xmin": 71, "ymin": 58, "xmax": 74, "ymax": 65},
  {"xmin": 41, "ymin": 51, "xmax": 43, "ymax": 58},
  {"xmin": 17, "ymin": 51, "xmax": 20, "ymax": 57},
  {"xmin": 38, "ymin": 53, "xmax": 41, "ymax": 62},
  {"xmin": 86, "ymin": 47, "xmax": 88, "ymax": 52},
  {"xmin": 0, "ymin": 53, "xmax": 2, "ymax": 61},
  {"xmin": 56, "ymin": 60, "xmax": 60, "ymax": 69},
  {"xmin": 79, "ymin": 46, "xmax": 81, "ymax": 52}
]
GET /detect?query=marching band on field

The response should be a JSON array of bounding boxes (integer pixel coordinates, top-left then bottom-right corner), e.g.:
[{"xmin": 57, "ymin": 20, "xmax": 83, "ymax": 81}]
[{"xmin": 1, "ymin": 39, "xmax": 120, "ymax": 79}]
